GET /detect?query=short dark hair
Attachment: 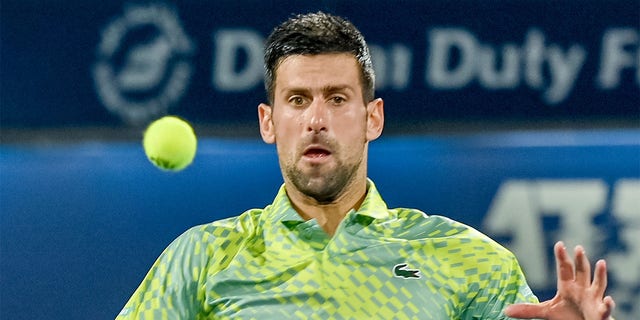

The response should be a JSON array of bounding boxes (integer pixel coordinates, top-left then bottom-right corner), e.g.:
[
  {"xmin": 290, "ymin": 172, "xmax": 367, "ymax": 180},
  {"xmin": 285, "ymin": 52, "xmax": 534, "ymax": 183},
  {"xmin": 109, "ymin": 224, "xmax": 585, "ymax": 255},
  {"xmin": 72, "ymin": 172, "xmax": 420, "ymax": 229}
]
[{"xmin": 263, "ymin": 12, "xmax": 375, "ymax": 104}]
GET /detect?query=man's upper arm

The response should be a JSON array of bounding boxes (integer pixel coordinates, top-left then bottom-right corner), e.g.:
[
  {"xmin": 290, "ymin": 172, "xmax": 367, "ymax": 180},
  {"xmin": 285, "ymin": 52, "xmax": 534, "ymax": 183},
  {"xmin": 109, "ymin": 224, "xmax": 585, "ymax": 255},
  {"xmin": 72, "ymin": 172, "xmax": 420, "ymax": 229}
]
[
  {"xmin": 462, "ymin": 246, "xmax": 539, "ymax": 320},
  {"xmin": 116, "ymin": 227, "xmax": 210, "ymax": 319}
]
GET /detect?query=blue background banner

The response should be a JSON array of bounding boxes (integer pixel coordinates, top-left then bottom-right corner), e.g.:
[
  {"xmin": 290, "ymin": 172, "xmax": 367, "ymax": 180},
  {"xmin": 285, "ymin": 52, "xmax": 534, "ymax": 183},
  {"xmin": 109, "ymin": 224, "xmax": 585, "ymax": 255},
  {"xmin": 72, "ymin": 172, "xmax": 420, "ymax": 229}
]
[{"xmin": 1, "ymin": 0, "xmax": 638, "ymax": 128}]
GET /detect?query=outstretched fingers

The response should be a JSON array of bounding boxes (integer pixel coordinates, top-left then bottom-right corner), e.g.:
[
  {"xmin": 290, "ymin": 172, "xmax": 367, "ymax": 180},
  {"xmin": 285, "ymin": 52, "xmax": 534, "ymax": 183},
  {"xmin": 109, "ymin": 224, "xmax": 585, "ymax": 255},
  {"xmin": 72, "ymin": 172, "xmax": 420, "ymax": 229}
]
[
  {"xmin": 591, "ymin": 259, "xmax": 609, "ymax": 301},
  {"xmin": 574, "ymin": 245, "xmax": 592, "ymax": 287},
  {"xmin": 554, "ymin": 242, "xmax": 575, "ymax": 287},
  {"xmin": 506, "ymin": 242, "xmax": 616, "ymax": 320}
]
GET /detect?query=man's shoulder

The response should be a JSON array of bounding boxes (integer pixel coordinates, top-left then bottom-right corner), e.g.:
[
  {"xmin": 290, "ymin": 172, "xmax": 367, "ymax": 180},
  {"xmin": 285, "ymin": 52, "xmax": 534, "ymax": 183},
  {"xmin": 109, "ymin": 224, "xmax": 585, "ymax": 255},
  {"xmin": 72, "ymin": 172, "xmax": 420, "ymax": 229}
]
[
  {"xmin": 391, "ymin": 209, "xmax": 472, "ymax": 235},
  {"xmin": 392, "ymin": 209, "xmax": 516, "ymax": 258},
  {"xmin": 175, "ymin": 208, "xmax": 265, "ymax": 247}
]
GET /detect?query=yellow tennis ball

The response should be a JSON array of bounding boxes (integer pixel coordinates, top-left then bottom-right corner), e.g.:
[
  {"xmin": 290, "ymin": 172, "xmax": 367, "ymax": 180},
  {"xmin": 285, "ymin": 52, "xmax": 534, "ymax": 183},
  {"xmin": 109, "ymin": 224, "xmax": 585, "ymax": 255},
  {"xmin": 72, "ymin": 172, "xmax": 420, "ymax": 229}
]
[{"xmin": 143, "ymin": 116, "xmax": 197, "ymax": 172}]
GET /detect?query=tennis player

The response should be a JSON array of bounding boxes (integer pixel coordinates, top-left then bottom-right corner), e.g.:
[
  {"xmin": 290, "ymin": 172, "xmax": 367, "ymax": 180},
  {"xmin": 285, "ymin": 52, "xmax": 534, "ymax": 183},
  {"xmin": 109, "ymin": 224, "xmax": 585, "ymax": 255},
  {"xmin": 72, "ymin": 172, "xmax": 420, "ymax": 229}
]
[{"xmin": 117, "ymin": 12, "xmax": 615, "ymax": 319}]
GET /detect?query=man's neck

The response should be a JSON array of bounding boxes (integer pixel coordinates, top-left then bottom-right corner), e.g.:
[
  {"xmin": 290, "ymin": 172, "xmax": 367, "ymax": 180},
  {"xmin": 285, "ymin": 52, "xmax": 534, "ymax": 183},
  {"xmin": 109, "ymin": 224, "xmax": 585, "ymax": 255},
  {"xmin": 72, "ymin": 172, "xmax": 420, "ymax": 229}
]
[{"xmin": 287, "ymin": 179, "xmax": 367, "ymax": 236}]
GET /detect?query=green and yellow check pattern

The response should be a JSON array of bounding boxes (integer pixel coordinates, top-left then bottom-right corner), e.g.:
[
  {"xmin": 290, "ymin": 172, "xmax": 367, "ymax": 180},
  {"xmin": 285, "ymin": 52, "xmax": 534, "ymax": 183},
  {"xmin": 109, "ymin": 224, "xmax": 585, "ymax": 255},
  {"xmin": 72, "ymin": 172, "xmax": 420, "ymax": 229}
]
[{"xmin": 117, "ymin": 180, "xmax": 537, "ymax": 319}]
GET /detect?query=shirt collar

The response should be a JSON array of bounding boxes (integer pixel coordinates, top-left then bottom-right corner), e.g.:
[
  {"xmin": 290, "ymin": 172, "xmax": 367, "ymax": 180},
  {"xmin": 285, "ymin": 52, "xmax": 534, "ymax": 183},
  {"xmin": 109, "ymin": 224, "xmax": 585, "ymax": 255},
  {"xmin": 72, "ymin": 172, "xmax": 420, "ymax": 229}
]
[{"xmin": 266, "ymin": 178, "xmax": 390, "ymax": 227}]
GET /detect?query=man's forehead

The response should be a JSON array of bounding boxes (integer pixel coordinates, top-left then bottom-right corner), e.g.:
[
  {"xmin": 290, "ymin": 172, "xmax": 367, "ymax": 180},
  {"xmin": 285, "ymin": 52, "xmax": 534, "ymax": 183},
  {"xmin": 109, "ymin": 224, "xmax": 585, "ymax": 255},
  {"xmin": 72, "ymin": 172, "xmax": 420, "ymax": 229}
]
[
  {"xmin": 276, "ymin": 53, "xmax": 358, "ymax": 70},
  {"xmin": 273, "ymin": 53, "xmax": 362, "ymax": 92}
]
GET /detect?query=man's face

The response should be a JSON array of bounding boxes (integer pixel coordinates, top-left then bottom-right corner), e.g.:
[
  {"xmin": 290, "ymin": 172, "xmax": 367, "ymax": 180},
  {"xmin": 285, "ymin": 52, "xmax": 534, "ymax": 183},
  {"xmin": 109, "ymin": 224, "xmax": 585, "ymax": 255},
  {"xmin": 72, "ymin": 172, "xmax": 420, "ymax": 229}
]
[{"xmin": 258, "ymin": 53, "xmax": 383, "ymax": 203}]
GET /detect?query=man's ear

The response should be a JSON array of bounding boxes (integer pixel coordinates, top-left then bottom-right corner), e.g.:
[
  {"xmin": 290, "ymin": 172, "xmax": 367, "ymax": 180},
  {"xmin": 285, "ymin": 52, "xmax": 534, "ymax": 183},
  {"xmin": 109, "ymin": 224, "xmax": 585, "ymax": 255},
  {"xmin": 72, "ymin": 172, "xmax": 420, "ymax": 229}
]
[
  {"xmin": 366, "ymin": 98, "xmax": 384, "ymax": 142},
  {"xmin": 258, "ymin": 103, "xmax": 275, "ymax": 144}
]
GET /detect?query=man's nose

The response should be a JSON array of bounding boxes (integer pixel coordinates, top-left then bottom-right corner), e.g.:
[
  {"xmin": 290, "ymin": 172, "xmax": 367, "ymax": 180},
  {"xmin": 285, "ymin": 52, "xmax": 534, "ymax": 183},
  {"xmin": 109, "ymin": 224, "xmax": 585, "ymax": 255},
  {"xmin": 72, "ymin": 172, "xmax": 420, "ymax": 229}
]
[{"xmin": 306, "ymin": 99, "xmax": 328, "ymax": 133}]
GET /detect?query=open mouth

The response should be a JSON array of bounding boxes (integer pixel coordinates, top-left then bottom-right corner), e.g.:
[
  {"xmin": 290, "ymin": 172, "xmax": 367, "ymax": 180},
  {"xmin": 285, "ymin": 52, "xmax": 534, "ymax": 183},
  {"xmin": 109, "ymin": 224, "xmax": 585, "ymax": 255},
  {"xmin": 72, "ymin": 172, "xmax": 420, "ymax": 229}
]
[{"xmin": 303, "ymin": 147, "xmax": 332, "ymax": 159}]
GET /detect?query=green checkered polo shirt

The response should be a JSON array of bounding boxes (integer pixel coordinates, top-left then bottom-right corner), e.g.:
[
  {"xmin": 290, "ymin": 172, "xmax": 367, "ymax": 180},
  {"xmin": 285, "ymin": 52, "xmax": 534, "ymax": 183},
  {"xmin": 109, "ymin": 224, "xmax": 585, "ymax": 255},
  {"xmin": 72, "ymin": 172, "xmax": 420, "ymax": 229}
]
[{"xmin": 117, "ymin": 180, "xmax": 537, "ymax": 319}]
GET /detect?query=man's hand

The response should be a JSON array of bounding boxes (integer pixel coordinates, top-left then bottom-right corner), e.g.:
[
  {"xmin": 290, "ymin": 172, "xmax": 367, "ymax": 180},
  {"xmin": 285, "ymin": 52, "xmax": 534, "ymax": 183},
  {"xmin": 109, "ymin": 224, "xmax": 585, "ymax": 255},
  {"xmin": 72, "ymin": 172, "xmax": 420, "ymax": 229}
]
[{"xmin": 504, "ymin": 241, "xmax": 615, "ymax": 320}]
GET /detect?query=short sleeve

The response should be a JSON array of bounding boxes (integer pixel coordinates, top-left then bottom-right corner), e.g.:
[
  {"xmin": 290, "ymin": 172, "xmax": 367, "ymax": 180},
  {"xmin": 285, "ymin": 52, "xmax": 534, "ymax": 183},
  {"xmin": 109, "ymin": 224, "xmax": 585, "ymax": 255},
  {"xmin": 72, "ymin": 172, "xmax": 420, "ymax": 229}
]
[
  {"xmin": 461, "ymin": 250, "xmax": 539, "ymax": 320},
  {"xmin": 116, "ymin": 227, "xmax": 210, "ymax": 320}
]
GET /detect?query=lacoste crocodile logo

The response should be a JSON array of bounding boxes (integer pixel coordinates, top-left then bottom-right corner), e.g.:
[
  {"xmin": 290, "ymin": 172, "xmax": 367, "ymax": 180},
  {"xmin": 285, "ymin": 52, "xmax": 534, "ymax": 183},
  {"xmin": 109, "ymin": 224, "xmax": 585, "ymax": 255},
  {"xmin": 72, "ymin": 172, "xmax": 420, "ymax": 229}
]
[{"xmin": 393, "ymin": 263, "xmax": 421, "ymax": 279}]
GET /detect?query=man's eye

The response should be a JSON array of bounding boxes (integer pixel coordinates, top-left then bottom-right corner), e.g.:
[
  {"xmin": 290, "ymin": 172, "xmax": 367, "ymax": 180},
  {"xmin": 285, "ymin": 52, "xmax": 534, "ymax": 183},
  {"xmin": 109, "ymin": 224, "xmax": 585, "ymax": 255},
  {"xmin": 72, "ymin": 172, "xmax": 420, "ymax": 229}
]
[
  {"xmin": 289, "ymin": 97, "xmax": 305, "ymax": 106},
  {"xmin": 331, "ymin": 96, "xmax": 346, "ymax": 104}
]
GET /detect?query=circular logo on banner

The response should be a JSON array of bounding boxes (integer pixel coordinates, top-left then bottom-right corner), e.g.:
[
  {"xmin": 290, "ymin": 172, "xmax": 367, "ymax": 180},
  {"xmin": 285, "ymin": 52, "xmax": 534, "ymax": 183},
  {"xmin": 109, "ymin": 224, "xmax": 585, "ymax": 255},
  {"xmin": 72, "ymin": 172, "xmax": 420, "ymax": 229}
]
[{"xmin": 93, "ymin": 3, "xmax": 195, "ymax": 125}]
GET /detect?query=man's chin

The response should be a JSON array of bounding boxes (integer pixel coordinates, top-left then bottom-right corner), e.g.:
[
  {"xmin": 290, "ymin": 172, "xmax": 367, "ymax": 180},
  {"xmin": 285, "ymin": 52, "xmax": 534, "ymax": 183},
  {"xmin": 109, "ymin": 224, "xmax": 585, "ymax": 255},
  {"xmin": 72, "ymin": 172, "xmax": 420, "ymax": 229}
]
[
  {"xmin": 296, "ymin": 177, "xmax": 341, "ymax": 204},
  {"xmin": 287, "ymin": 162, "xmax": 358, "ymax": 204},
  {"xmin": 307, "ymin": 191, "xmax": 339, "ymax": 205}
]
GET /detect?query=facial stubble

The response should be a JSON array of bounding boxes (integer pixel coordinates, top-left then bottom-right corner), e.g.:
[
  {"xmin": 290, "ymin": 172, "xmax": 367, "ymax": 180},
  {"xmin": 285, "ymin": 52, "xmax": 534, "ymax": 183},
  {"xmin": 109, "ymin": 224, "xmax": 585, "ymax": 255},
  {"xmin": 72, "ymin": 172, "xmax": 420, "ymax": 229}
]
[{"xmin": 283, "ymin": 136, "xmax": 365, "ymax": 204}]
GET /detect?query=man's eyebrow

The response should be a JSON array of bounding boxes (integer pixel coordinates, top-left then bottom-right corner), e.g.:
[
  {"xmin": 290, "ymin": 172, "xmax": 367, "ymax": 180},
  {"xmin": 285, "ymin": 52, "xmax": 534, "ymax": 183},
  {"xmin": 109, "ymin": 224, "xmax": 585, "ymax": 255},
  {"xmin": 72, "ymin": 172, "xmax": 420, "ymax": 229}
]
[
  {"xmin": 278, "ymin": 86, "xmax": 308, "ymax": 96},
  {"xmin": 280, "ymin": 85, "xmax": 355, "ymax": 96},
  {"xmin": 321, "ymin": 85, "xmax": 355, "ymax": 95}
]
